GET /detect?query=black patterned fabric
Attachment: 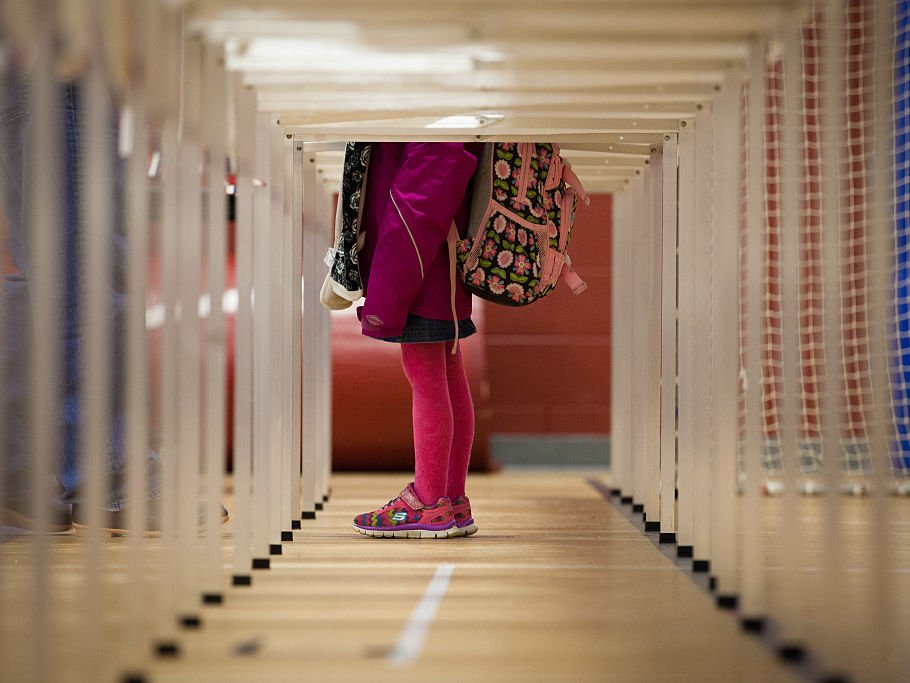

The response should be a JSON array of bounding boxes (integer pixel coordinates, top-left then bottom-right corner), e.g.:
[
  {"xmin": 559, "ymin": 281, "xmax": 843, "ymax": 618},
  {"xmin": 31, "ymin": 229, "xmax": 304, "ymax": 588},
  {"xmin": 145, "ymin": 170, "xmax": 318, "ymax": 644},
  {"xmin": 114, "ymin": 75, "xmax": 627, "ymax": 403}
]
[{"xmin": 329, "ymin": 142, "xmax": 371, "ymax": 297}]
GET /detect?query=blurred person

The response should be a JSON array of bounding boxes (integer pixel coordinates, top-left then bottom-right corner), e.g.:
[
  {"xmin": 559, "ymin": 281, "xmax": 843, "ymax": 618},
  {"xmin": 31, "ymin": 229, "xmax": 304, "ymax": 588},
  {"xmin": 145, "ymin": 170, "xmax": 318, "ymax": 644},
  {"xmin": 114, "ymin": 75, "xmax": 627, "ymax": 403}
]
[{"xmin": 0, "ymin": 70, "xmax": 166, "ymax": 533}]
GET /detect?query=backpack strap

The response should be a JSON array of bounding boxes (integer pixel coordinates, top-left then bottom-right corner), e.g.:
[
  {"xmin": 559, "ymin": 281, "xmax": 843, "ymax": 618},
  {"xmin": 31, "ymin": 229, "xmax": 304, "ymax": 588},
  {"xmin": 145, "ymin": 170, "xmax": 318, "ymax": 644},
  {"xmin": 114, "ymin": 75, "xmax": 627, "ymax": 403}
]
[
  {"xmin": 561, "ymin": 254, "xmax": 588, "ymax": 295},
  {"xmin": 447, "ymin": 221, "xmax": 461, "ymax": 355},
  {"xmin": 551, "ymin": 176, "xmax": 589, "ymax": 296},
  {"xmin": 558, "ymin": 189, "xmax": 575, "ymax": 254},
  {"xmin": 561, "ymin": 159, "xmax": 590, "ymax": 206},
  {"xmin": 544, "ymin": 147, "xmax": 565, "ymax": 191}
]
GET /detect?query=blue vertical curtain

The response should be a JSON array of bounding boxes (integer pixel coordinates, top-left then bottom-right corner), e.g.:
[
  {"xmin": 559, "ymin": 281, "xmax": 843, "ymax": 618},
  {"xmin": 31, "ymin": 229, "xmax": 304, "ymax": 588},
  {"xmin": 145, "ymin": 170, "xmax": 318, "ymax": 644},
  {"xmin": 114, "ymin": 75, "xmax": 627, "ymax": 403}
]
[{"xmin": 893, "ymin": 1, "xmax": 910, "ymax": 472}]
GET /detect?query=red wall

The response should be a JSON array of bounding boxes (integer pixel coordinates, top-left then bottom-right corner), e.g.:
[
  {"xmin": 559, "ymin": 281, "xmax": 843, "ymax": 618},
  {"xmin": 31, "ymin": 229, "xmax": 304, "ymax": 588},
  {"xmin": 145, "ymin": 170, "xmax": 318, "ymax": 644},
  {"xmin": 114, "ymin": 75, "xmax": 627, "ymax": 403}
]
[
  {"xmin": 482, "ymin": 193, "xmax": 613, "ymax": 434},
  {"xmin": 331, "ymin": 305, "xmax": 494, "ymax": 471},
  {"xmin": 1, "ymin": 211, "xmax": 13, "ymax": 275}
]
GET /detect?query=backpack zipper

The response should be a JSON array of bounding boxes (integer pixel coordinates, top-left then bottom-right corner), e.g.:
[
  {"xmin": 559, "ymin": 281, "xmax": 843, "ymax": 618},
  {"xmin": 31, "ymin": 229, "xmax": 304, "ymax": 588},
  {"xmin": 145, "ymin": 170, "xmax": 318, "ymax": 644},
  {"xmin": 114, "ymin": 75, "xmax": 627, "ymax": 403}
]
[
  {"xmin": 517, "ymin": 143, "xmax": 535, "ymax": 206},
  {"xmin": 390, "ymin": 190, "xmax": 424, "ymax": 278}
]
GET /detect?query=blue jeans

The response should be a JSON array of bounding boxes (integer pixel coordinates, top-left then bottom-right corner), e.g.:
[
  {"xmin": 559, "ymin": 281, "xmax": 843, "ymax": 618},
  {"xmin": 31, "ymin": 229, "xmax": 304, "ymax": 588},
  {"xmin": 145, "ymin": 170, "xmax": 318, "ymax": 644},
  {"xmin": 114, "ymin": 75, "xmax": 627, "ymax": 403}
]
[{"xmin": 0, "ymin": 74, "xmax": 159, "ymax": 509}]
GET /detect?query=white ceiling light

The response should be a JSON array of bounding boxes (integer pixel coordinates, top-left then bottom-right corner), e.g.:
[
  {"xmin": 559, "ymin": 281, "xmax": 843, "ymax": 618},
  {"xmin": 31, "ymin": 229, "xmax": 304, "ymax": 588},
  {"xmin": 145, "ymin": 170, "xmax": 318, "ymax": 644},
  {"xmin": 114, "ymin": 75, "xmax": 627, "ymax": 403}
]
[
  {"xmin": 425, "ymin": 113, "xmax": 504, "ymax": 129},
  {"xmin": 227, "ymin": 37, "xmax": 479, "ymax": 75}
]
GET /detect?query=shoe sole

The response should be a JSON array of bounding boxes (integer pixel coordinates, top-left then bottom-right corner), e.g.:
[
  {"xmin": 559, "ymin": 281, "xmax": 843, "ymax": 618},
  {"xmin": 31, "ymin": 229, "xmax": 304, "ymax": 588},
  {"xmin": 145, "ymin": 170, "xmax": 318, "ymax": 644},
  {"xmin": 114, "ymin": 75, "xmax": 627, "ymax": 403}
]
[
  {"xmin": 450, "ymin": 523, "xmax": 479, "ymax": 538},
  {"xmin": 352, "ymin": 523, "xmax": 458, "ymax": 539},
  {"xmin": 73, "ymin": 523, "xmax": 162, "ymax": 538},
  {"xmin": 73, "ymin": 513, "xmax": 230, "ymax": 538},
  {"xmin": 0, "ymin": 507, "xmax": 73, "ymax": 534}
]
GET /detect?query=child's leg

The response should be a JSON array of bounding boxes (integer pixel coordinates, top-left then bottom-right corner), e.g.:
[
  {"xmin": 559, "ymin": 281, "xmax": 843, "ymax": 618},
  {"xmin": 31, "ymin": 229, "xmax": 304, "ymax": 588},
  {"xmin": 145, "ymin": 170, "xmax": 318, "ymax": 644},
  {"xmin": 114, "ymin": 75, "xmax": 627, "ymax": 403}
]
[
  {"xmin": 400, "ymin": 342, "xmax": 453, "ymax": 505},
  {"xmin": 444, "ymin": 343, "xmax": 475, "ymax": 500}
]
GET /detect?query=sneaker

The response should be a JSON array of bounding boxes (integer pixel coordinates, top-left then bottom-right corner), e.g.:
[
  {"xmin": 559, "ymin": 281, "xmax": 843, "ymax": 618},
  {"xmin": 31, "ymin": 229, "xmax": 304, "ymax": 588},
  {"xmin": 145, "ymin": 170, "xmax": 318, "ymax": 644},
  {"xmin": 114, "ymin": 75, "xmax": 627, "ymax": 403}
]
[
  {"xmin": 840, "ymin": 479, "xmax": 870, "ymax": 497},
  {"xmin": 72, "ymin": 500, "xmax": 229, "ymax": 537},
  {"xmin": 0, "ymin": 499, "xmax": 73, "ymax": 534},
  {"xmin": 798, "ymin": 478, "xmax": 826, "ymax": 496},
  {"xmin": 762, "ymin": 479, "xmax": 784, "ymax": 497},
  {"xmin": 451, "ymin": 495, "xmax": 478, "ymax": 537},
  {"xmin": 352, "ymin": 483, "xmax": 456, "ymax": 539}
]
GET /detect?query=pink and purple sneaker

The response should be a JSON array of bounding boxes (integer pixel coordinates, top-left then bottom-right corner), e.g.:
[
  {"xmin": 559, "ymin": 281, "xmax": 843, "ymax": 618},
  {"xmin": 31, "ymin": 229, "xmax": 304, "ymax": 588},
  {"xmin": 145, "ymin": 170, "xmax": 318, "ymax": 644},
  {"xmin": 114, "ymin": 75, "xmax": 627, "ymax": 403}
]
[
  {"xmin": 352, "ymin": 483, "xmax": 456, "ymax": 538},
  {"xmin": 451, "ymin": 495, "xmax": 478, "ymax": 537}
]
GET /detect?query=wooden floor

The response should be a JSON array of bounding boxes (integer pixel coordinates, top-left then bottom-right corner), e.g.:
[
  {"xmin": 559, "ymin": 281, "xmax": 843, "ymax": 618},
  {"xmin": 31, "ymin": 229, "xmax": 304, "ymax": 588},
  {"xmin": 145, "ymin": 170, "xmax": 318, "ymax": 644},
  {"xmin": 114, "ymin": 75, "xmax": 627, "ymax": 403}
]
[
  {"xmin": 748, "ymin": 492, "xmax": 910, "ymax": 682},
  {"xmin": 1, "ymin": 471, "xmax": 809, "ymax": 683}
]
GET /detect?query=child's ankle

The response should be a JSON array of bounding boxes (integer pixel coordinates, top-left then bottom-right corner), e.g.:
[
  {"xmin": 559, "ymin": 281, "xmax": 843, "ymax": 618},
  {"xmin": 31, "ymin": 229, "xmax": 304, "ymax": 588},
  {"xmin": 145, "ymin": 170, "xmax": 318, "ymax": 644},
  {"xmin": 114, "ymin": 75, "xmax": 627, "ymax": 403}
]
[{"xmin": 414, "ymin": 483, "xmax": 444, "ymax": 507}]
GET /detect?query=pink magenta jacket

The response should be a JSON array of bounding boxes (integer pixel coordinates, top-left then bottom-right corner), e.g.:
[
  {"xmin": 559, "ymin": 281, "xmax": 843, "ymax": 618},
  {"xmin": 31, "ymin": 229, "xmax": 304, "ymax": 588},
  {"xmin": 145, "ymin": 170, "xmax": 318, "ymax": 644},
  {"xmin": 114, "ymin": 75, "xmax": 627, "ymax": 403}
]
[{"xmin": 357, "ymin": 142, "xmax": 481, "ymax": 340}]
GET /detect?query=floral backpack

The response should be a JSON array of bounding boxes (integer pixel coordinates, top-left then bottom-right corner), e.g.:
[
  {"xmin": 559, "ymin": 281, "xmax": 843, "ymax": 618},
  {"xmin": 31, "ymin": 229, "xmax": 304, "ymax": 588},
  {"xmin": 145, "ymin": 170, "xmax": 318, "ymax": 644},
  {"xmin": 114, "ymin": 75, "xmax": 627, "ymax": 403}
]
[{"xmin": 453, "ymin": 142, "xmax": 589, "ymax": 306}]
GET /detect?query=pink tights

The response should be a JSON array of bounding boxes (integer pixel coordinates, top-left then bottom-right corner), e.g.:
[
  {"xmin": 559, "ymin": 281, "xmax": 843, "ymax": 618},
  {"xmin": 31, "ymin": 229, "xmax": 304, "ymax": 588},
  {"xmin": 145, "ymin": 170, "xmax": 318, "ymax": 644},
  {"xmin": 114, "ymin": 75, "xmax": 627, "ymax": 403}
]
[{"xmin": 400, "ymin": 342, "xmax": 475, "ymax": 506}]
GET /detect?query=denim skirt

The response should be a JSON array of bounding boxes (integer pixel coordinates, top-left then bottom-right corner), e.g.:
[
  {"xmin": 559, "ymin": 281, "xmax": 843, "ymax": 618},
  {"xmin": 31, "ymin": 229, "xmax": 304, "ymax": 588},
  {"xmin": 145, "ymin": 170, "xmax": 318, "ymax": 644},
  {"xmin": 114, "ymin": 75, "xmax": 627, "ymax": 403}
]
[{"xmin": 379, "ymin": 314, "xmax": 477, "ymax": 343}]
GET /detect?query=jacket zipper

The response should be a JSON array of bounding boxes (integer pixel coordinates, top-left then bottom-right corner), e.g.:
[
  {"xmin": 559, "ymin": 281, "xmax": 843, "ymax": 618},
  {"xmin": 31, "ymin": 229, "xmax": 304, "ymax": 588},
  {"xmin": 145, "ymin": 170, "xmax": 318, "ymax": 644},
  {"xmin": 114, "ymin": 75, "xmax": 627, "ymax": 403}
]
[{"xmin": 390, "ymin": 190, "xmax": 424, "ymax": 278}]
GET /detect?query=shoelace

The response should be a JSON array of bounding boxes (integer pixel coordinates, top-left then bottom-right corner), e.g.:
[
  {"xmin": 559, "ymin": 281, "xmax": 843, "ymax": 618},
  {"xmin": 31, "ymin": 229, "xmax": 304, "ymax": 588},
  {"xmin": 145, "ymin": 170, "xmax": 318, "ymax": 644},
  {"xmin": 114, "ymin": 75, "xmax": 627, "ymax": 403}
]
[{"xmin": 381, "ymin": 495, "xmax": 402, "ymax": 510}]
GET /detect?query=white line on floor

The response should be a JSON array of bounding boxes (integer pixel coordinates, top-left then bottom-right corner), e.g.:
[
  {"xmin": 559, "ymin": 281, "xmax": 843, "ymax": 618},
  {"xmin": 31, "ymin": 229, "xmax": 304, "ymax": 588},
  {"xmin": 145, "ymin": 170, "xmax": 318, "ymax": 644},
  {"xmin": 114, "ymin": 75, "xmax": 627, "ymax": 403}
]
[{"xmin": 386, "ymin": 563, "xmax": 455, "ymax": 667}]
